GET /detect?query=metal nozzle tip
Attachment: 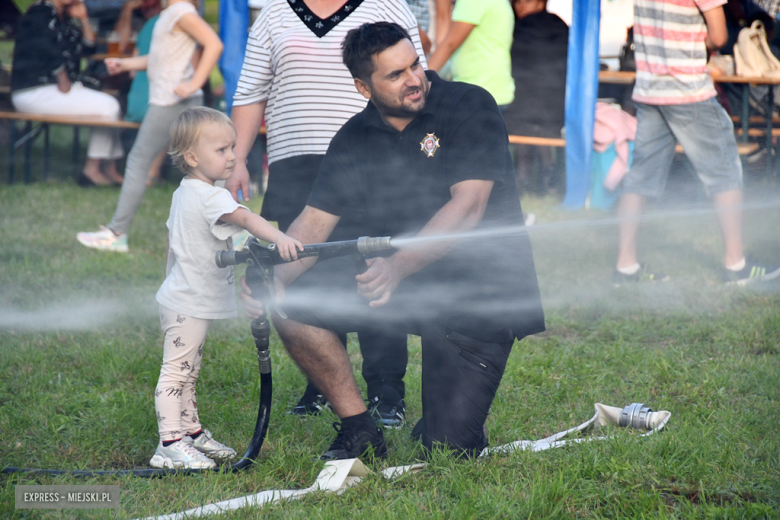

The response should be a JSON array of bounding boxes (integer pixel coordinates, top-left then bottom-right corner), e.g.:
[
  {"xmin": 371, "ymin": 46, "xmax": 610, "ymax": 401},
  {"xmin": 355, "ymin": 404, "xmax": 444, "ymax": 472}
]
[{"xmin": 357, "ymin": 236, "xmax": 393, "ymax": 254}]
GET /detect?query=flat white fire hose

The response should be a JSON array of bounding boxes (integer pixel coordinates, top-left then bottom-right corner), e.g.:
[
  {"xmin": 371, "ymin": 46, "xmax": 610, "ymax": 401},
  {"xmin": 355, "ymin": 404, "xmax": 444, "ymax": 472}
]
[{"xmin": 135, "ymin": 403, "xmax": 671, "ymax": 520}]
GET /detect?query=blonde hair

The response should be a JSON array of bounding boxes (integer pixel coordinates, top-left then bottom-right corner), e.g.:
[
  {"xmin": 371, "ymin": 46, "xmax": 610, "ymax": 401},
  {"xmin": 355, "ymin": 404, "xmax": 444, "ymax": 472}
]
[{"xmin": 168, "ymin": 107, "xmax": 235, "ymax": 172}]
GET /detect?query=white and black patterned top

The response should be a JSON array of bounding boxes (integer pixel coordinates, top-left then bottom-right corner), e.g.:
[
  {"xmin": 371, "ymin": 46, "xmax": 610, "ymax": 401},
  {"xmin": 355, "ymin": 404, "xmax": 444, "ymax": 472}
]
[
  {"xmin": 11, "ymin": 0, "xmax": 97, "ymax": 92},
  {"xmin": 232, "ymin": 0, "xmax": 426, "ymax": 164}
]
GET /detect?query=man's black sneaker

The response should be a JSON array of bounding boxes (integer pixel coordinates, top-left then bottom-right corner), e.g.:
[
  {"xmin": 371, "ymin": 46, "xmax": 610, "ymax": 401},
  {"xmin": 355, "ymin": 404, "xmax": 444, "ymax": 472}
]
[
  {"xmin": 367, "ymin": 395, "xmax": 405, "ymax": 429},
  {"xmin": 613, "ymin": 264, "xmax": 670, "ymax": 286},
  {"xmin": 320, "ymin": 421, "xmax": 388, "ymax": 461},
  {"xmin": 285, "ymin": 393, "xmax": 330, "ymax": 416},
  {"xmin": 723, "ymin": 258, "xmax": 780, "ymax": 286}
]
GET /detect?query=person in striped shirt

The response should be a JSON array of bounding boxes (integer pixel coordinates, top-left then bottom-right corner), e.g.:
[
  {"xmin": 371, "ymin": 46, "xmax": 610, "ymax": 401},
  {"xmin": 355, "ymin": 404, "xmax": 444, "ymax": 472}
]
[
  {"xmin": 614, "ymin": 0, "xmax": 780, "ymax": 286},
  {"xmin": 227, "ymin": 0, "xmax": 427, "ymax": 426}
]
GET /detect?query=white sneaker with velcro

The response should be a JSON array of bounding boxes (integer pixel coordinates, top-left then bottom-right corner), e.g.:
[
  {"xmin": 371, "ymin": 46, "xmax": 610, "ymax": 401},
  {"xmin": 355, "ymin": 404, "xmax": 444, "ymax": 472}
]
[
  {"xmin": 184, "ymin": 429, "xmax": 237, "ymax": 460},
  {"xmin": 149, "ymin": 440, "xmax": 216, "ymax": 469}
]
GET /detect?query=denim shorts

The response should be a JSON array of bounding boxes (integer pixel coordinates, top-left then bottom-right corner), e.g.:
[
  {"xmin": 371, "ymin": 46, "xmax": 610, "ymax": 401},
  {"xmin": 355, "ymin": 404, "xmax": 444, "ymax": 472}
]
[{"xmin": 623, "ymin": 98, "xmax": 743, "ymax": 198}]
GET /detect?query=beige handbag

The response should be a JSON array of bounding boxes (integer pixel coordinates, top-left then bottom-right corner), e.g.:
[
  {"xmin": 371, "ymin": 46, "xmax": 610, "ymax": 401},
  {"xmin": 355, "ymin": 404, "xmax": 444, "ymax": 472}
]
[{"xmin": 734, "ymin": 20, "xmax": 780, "ymax": 78}]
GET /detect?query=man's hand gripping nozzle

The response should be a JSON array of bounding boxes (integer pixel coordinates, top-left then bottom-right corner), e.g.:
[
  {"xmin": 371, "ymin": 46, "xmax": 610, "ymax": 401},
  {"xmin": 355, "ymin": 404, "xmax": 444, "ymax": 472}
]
[{"xmin": 216, "ymin": 235, "xmax": 395, "ymax": 318}]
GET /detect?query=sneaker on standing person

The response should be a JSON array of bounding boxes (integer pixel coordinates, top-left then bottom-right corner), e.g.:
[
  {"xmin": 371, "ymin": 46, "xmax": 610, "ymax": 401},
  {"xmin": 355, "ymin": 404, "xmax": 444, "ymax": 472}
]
[
  {"xmin": 367, "ymin": 386, "xmax": 405, "ymax": 428},
  {"xmin": 149, "ymin": 439, "xmax": 216, "ymax": 469},
  {"xmin": 722, "ymin": 257, "xmax": 780, "ymax": 285},
  {"xmin": 76, "ymin": 225, "xmax": 129, "ymax": 252},
  {"xmin": 612, "ymin": 263, "xmax": 669, "ymax": 286},
  {"xmin": 184, "ymin": 429, "xmax": 236, "ymax": 460},
  {"xmin": 285, "ymin": 391, "xmax": 331, "ymax": 416}
]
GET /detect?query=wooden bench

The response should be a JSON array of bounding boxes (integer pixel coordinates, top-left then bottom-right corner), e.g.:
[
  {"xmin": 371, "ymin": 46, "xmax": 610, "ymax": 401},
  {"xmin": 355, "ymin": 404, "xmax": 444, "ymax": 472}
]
[
  {"xmin": 1, "ymin": 110, "xmax": 760, "ymax": 184},
  {"xmin": 736, "ymin": 127, "xmax": 780, "ymax": 138},
  {"xmin": 506, "ymin": 134, "xmax": 759, "ymax": 155},
  {"xmin": 731, "ymin": 114, "xmax": 780, "ymax": 125},
  {"xmin": 0, "ymin": 112, "xmax": 141, "ymax": 183}
]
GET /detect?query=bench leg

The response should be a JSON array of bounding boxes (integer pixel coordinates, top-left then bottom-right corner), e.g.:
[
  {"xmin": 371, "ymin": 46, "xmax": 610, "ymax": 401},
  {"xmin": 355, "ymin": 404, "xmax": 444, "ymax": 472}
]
[
  {"xmin": 72, "ymin": 126, "xmax": 80, "ymax": 179},
  {"xmin": 24, "ymin": 121, "xmax": 32, "ymax": 184},
  {"xmin": 742, "ymin": 85, "xmax": 749, "ymax": 144},
  {"xmin": 44, "ymin": 123, "xmax": 50, "ymax": 181},
  {"xmin": 8, "ymin": 121, "xmax": 15, "ymax": 185},
  {"xmin": 767, "ymin": 86, "xmax": 774, "ymax": 177}
]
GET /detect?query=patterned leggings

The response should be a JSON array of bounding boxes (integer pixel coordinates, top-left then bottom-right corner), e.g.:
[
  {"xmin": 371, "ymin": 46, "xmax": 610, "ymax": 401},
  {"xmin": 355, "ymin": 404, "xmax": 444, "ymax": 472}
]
[{"xmin": 156, "ymin": 306, "xmax": 212, "ymax": 441}]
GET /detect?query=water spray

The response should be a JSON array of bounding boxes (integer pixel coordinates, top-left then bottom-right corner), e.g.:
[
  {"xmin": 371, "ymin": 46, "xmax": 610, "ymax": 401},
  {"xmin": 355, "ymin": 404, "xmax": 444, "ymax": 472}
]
[{"xmin": 1, "ymin": 236, "xmax": 394, "ymax": 478}]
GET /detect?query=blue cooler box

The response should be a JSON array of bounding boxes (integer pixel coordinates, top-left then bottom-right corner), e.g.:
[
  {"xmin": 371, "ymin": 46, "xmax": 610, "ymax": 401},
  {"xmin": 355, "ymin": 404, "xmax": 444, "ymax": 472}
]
[{"xmin": 589, "ymin": 141, "xmax": 634, "ymax": 211}]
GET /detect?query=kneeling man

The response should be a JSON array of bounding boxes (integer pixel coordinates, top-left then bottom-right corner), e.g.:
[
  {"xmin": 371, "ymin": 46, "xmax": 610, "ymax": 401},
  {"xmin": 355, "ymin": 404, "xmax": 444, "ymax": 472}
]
[{"xmin": 243, "ymin": 22, "xmax": 545, "ymax": 460}]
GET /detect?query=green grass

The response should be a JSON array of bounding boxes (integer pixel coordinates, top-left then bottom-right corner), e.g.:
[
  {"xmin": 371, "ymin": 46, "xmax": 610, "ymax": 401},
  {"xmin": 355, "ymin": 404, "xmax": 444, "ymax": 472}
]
[{"xmin": 1, "ymin": 173, "xmax": 779, "ymax": 518}]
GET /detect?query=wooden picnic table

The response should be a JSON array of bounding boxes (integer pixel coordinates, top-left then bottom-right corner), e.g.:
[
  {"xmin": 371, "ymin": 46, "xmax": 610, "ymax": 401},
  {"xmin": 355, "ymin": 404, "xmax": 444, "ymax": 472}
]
[{"xmin": 599, "ymin": 70, "xmax": 780, "ymax": 173}]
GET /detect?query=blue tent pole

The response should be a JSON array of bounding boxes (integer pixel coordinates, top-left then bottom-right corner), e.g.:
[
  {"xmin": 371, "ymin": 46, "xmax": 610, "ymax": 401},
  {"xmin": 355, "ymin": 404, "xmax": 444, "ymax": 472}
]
[
  {"xmin": 563, "ymin": 0, "xmax": 600, "ymax": 209},
  {"xmin": 219, "ymin": 0, "xmax": 249, "ymax": 115}
]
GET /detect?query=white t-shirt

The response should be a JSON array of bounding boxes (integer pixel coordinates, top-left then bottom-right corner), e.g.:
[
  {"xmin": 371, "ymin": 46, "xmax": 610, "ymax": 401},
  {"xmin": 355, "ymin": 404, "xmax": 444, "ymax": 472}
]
[
  {"xmin": 147, "ymin": 1, "xmax": 202, "ymax": 107},
  {"xmin": 156, "ymin": 179, "xmax": 247, "ymax": 319}
]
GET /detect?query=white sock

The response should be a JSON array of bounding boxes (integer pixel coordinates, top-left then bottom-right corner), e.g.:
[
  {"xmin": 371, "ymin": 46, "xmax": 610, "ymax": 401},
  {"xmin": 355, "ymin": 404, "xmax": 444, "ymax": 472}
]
[
  {"xmin": 726, "ymin": 257, "xmax": 746, "ymax": 271},
  {"xmin": 617, "ymin": 263, "xmax": 641, "ymax": 275}
]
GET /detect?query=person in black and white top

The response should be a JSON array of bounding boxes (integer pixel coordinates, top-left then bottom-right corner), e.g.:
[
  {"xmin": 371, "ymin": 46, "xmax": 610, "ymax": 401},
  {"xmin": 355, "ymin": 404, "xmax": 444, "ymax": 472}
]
[
  {"xmin": 11, "ymin": 0, "xmax": 125, "ymax": 186},
  {"xmin": 226, "ymin": 0, "xmax": 425, "ymax": 427}
]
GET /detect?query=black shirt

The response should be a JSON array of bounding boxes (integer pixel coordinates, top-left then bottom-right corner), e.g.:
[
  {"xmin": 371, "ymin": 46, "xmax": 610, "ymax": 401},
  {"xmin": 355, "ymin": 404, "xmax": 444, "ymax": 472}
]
[
  {"xmin": 502, "ymin": 11, "xmax": 568, "ymax": 137},
  {"xmin": 11, "ymin": 1, "xmax": 97, "ymax": 93},
  {"xmin": 308, "ymin": 71, "xmax": 545, "ymax": 340}
]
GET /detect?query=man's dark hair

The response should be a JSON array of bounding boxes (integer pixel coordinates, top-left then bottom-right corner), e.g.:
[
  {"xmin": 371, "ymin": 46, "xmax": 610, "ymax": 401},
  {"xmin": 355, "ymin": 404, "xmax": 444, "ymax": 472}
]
[{"xmin": 342, "ymin": 22, "xmax": 412, "ymax": 82}]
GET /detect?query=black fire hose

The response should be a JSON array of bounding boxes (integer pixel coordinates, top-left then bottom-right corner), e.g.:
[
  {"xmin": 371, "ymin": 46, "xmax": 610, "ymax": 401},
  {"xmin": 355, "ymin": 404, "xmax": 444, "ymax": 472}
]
[
  {"xmin": 2, "ymin": 236, "xmax": 394, "ymax": 478},
  {"xmin": 1, "ymin": 316, "xmax": 272, "ymax": 478}
]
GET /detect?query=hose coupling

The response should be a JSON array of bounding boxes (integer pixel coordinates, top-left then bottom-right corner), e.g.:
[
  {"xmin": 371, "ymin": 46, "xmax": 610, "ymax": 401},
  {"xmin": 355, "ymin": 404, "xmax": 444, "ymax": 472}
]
[
  {"xmin": 257, "ymin": 350, "xmax": 271, "ymax": 375},
  {"xmin": 618, "ymin": 403, "xmax": 657, "ymax": 430}
]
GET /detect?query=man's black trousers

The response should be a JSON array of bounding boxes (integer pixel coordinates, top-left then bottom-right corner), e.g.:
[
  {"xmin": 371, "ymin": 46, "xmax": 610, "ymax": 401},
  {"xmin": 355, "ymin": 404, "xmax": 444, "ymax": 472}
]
[{"xmin": 282, "ymin": 256, "xmax": 514, "ymax": 455}]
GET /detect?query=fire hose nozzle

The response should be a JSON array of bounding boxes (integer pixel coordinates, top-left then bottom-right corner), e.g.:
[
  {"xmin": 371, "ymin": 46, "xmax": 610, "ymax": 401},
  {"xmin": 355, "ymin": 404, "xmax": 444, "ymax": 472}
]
[
  {"xmin": 357, "ymin": 236, "xmax": 393, "ymax": 254},
  {"xmin": 618, "ymin": 403, "xmax": 658, "ymax": 430},
  {"xmin": 215, "ymin": 250, "xmax": 251, "ymax": 269}
]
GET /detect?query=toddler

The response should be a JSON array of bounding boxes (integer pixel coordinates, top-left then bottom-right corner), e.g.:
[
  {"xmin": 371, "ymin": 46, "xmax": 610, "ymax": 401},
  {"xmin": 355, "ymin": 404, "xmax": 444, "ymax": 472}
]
[{"xmin": 150, "ymin": 107, "xmax": 302, "ymax": 469}]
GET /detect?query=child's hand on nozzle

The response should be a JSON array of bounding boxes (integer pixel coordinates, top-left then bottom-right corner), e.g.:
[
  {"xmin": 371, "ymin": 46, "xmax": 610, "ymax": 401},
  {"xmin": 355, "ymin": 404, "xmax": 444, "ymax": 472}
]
[
  {"xmin": 275, "ymin": 234, "xmax": 304, "ymax": 262},
  {"xmin": 239, "ymin": 276, "xmax": 266, "ymax": 320}
]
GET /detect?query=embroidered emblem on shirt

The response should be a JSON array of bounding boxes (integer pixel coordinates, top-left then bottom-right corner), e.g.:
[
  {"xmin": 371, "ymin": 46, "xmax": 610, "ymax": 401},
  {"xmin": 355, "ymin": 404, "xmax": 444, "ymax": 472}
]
[{"xmin": 420, "ymin": 133, "xmax": 440, "ymax": 158}]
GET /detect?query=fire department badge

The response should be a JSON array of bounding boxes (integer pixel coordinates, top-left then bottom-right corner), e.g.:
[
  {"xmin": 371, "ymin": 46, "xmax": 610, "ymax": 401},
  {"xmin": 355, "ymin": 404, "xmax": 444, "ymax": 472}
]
[{"xmin": 420, "ymin": 133, "xmax": 440, "ymax": 157}]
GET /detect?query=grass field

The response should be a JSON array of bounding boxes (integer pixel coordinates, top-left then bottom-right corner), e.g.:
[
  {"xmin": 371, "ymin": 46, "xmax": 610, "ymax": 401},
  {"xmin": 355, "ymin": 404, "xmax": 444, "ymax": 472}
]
[{"xmin": 1, "ymin": 164, "xmax": 779, "ymax": 518}]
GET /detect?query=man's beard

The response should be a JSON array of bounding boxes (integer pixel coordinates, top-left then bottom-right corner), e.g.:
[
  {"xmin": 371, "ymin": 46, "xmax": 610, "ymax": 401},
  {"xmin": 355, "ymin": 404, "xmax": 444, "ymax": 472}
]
[{"xmin": 371, "ymin": 77, "xmax": 429, "ymax": 119}]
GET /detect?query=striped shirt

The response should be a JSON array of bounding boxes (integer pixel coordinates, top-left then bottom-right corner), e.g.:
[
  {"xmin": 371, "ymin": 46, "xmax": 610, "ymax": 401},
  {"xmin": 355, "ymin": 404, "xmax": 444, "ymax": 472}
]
[
  {"xmin": 406, "ymin": 0, "xmax": 430, "ymax": 31},
  {"xmin": 632, "ymin": 0, "xmax": 726, "ymax": 105},
  {"xmin": 758, "ymin": 0, "xmax": 780, "ymax": 18},
  {"xmin": 233, "ymin": 0, "xmax": 426, "ymax": 164}
]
